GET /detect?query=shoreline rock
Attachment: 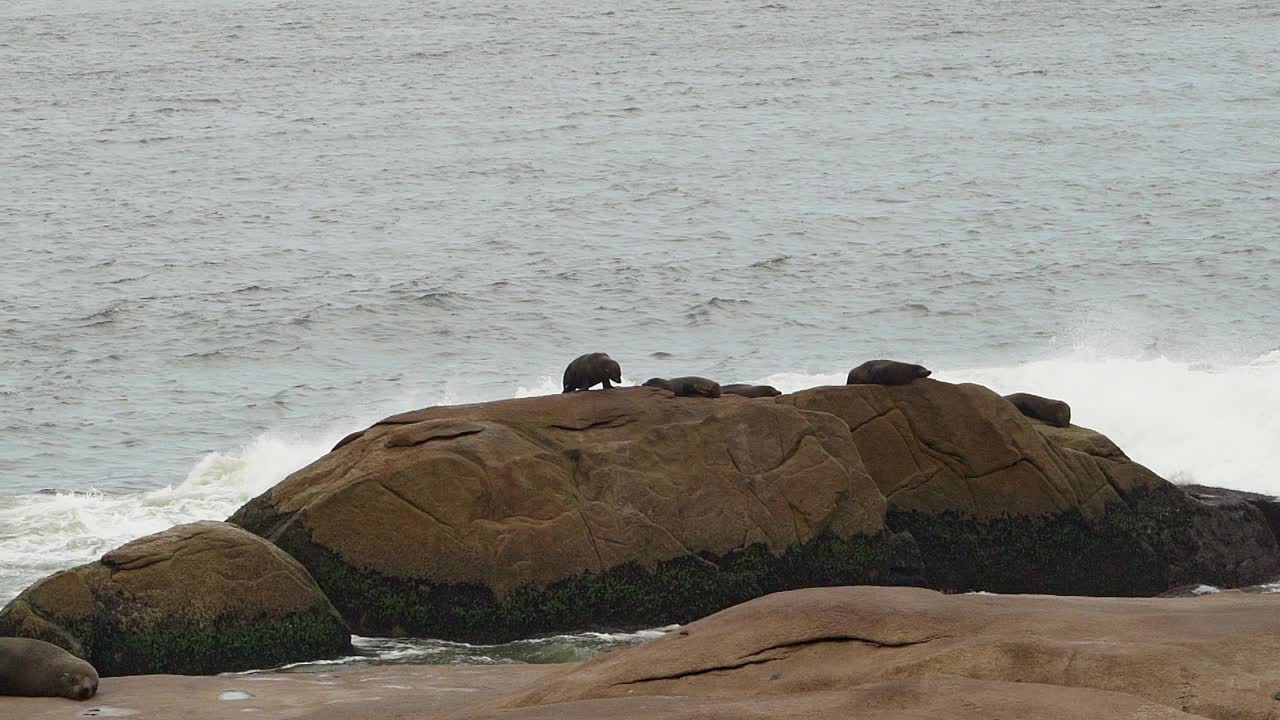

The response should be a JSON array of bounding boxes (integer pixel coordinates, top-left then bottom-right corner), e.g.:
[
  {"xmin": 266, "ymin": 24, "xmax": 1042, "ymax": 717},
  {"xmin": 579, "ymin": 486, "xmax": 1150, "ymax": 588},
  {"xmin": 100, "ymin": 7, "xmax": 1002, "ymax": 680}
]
[
  {"xmin": 229, "ymin": 381, "xmax": 1279, "ymax": 642},
  {"xmin": 0, "ymin": 521, "xmax": 351, "ymax": 676},
  {"xmin": 5, "ymin": 587, "xmax": 1278, "ymax": 719}
]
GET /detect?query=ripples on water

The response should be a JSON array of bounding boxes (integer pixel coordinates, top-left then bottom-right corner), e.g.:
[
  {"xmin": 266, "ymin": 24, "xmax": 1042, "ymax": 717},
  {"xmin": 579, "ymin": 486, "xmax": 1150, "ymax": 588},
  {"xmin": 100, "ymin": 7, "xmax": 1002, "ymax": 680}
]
[{"xmin": 3, "ymin": 0, "xmax": 1278, "ymax": 494}]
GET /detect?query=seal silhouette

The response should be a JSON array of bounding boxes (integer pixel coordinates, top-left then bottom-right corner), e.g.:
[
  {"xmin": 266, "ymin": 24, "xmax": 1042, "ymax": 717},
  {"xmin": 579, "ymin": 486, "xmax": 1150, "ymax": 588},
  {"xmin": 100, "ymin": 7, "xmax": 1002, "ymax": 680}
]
[
  {"xmin": 846, "ymin": 360, "xmax": 932, "ymax": 386},
  {"xmin": 721, "ymin": 383, "xmax": 782, "ymax": 398},
  {"xmin": 0, "ymin": 637, "xmax": 99, "ymax": 700},
  {"xmin": 563, "ymin": 352, "xmax": 622, "ymax": 392},
  {"xmin": 1003, "ymin": 392, "xmax": 1072, "ymax": 428},
  {"xmin": 643, "ymin": 376, "xmax": 722, "ymax": 398}
]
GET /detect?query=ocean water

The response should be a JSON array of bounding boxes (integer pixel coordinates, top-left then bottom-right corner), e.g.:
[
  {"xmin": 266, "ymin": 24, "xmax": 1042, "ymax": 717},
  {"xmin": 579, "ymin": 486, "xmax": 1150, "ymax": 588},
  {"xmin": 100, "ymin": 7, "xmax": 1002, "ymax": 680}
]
[{"xmin": 2, "ymin": 0, "xmax": 1279, "ymax": 661}]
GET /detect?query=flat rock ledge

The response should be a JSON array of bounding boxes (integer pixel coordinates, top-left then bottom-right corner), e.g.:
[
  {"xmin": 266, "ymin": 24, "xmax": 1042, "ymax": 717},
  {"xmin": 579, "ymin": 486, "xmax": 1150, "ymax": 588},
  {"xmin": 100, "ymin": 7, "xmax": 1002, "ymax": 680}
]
[
  {"xmin": 498, "ymin": 585, "xmax": 1280, "ymax": 720},
  {"xmin": 6, "ymin": 588, "xmax": 1278, "ymax": 720},
  {"xmin": 228, "ymin": 381, "xmax": 1280, "ymax": 643},
  {"xmin": 0, "ymin": 521, "xmax": 351, "ymax": 676}
]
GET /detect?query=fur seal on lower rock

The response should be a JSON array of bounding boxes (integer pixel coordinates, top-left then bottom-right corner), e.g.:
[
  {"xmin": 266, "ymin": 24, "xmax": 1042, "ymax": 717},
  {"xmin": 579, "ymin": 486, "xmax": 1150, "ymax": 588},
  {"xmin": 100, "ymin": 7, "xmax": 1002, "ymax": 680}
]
[
  {"xmin": 721, "ymin": 383, "xmax": 782, "ymax": 398},
  {"xmin": 0, "ymin": 637, "xmax": 99, "ymax": 700},
  {"xmin": 642, "ymin": 376, "xmax": 722, "ymax": 398},
  {"xmin": 846, "ymin": 360, "xmax": 932, "ymax": 386},
  {"xmin": 563, "ymin": 352, "xmax": 623, "ymax": 392},
  {"xmin": 1003, "ymin": 392, "xmax": 1072, "ymax": 428}
]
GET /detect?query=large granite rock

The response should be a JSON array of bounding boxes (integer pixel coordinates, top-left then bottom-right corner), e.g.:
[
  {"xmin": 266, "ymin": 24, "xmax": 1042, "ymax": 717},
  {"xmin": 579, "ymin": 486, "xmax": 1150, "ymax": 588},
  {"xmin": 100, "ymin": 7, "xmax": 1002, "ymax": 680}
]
[
  {"xmin": 230, "ymin": 381, "xmax": 1280, "ymax": 642},
  {"xmin": 0, "ymin": 521, "xmax": 351, "ymax": 676},
  {"xmin": 230, "ymin": 387, "xmax": 916, "ymax": 641},
  {"xmin": 784, "ymin": 382, "xmax": 1280, "ymax": 595},
  {"xmin": 500, "ymin": 586, "xmax": 1280, "ymax": 720}
]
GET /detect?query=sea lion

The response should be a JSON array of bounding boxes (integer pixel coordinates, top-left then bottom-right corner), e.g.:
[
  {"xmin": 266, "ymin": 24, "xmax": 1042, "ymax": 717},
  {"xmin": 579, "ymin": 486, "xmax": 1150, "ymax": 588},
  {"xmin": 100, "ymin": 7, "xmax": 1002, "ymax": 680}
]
[
  {"xmin": 1003, "ymin": 392, "xmax": 1072, "ymax": 428},
  {"xmin": 721, "ymin": 383, "xmax": 782, "ymax": 398},
  {"xmin": 563, "ymin": 352, "xmax": 622, "ymax": 392},
  {"xmin": 0, "ymin": 637, "xmax": 99, "ymax": 700},
  {"xmin": 643, "ymin": 376, "xmax": 722, "ymax": 398},
  {"xmin": 846, "ymin": 360, "xmax": 932, "ymax": 386}
]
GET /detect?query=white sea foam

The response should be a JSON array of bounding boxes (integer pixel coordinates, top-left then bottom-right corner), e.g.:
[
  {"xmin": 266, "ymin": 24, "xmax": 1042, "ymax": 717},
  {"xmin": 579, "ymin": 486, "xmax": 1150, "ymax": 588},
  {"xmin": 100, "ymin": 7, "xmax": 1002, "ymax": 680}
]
[
  {"xmin": 2, "ymin": 350, "xmax": 1277, "ymax": 606},
  {"xmin": 0, "ymin": 423, "xmax": 367, "ymax": 604}
]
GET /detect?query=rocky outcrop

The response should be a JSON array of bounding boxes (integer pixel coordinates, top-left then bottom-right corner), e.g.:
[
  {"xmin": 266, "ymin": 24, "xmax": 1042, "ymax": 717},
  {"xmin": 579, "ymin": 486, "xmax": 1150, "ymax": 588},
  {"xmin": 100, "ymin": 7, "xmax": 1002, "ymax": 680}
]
[
  {"xmin": 784, "ymin": 382, "xmax": 1280, "ymax": 595},
  {"xmin": 0, "ymin": 521, "xmax": 351, "ymax": 676},
  {"xmin": 229, "ymin": 381, "xmax": 1280, "ymax": 642},
  {"xmin": 230, "ymin": 387, "xmax": 917, "ymax": 642},
  {"xmin": 500, "ymin": 586, "xmax": 1280, "ymax": 720}
]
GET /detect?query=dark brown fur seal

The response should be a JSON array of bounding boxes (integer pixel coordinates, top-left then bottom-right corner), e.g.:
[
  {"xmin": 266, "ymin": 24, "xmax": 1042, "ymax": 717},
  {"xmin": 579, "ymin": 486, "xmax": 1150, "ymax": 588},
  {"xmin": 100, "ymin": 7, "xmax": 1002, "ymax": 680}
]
[
  {"xmin": 721, "ymin": 383, "xmax": 782, "ymax": 398},
  {"xmin": 643, "ymin": 376, "xmax": 722, "ymax": 398},
  {"xmin": 563, "ymin": 352, "xmax": 622, "ymax": 392},
  {"xmin": 0, "ymin": 637, "xmax": 99, "ymax": 700},
  {"xmin": 846, "ymin": 360, "xmax": 932, "ymax": 386},
  {"xmin": 1003, "ymin": 392, "xmax": 1072, "ymax": 428}
]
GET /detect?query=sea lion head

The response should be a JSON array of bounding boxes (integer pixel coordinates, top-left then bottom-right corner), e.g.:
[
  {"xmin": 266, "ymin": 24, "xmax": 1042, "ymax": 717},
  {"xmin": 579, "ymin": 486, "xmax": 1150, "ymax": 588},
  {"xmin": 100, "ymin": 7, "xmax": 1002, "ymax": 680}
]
[
  {"xmin": 913, "ymin": 364, "xmax": 932, "ymax": 379},
  {"xmin": 604, "ymin": 357, "xmax": 622, "ymax": 384},
  {"xmin": 57, "ymin": 667, "xmax": 99, "ymax": 701},
  {"xmin": 642, "ymin": 377, "xmax": 672, "ymax": 391}
]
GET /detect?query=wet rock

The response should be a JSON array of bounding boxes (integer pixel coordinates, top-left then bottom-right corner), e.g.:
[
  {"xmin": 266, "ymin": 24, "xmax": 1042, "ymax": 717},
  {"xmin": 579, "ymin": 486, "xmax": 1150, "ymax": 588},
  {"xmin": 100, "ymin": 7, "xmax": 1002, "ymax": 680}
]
[{"xmin": 0, "ymin": 521, "xmax": 350, "ymax": 676}]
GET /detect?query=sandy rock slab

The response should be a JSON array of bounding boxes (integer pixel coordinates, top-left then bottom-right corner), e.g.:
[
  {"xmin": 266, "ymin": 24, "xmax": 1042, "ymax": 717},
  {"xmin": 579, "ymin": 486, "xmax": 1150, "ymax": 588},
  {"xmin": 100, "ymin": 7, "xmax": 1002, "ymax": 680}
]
[
  {"xmin": 0, "ymin": 664, "xmax": 560, "ymax": 720},
  {"xmin": 501, "ymin": 586, "xmax": 1280, "ymax": 720},
  {"xmin": 0, "ymin": 664, "xmax": 1210, "ymax": 720}
]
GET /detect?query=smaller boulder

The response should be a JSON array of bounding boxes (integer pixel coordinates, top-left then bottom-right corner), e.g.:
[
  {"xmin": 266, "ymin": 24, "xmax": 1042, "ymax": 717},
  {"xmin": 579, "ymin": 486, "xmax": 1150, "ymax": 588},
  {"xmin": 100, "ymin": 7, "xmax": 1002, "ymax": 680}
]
[{"xmin": 0, "ymin": 521, "xmax": 351, "ymax": 676}]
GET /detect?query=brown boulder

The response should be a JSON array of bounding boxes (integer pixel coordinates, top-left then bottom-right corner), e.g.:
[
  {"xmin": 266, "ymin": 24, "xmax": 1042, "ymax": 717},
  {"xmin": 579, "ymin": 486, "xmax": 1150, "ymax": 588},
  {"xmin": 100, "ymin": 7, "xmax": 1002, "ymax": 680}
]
[
  {"xmin": 0, "ymin": 521, "xmax": 350, "ymax": 676},
  {"xmin": 502, "ymin": 586, "xmax": 1280, "ymax": 720},
  {"xmin": 781, "ymin": 381, "xmax": 1149, "ymax": 519},
  {"xmin": 230, "ymin": 381, "xmax": 1279, "ymax": 643},
  {"xmin": 231, "ymin": 387, "xmax": 903, "ymax": 641}
]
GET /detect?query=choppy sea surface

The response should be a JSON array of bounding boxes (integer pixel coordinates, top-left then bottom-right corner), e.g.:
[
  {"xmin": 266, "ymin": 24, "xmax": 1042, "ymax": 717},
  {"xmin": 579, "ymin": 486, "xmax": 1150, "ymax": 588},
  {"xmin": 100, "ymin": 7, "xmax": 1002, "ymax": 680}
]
[{"xmin": 2, "ymin": 0, "xmax": 1278, "ymax": 664}]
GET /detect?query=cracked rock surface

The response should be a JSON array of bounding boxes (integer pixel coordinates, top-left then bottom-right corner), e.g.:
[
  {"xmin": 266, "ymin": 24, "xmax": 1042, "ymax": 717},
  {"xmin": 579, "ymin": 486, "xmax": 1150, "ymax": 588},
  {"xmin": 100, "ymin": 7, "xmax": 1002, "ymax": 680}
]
[
  {"xmin": 498, "ymin": 586, "xmax": 1280, "ymax": 720},
  {"xmin": 232, "ymin": 386, "xmax": 886, "ymax": 595},
  {"xmin": 226, "ymin": 380, "xmax": 1278, "ymax": 641},
  {"xmin": 0, "ymin": 521, "xmax": 351, "ymax": 676}
]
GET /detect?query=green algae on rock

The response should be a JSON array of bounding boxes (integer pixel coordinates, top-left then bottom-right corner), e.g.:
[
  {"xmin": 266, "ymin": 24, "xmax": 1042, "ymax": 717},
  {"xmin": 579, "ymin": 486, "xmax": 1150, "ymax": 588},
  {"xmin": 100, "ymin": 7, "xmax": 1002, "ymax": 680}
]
[{"xmin": 0, "ymin": 521, "xmax": 351, "ymax": 676}]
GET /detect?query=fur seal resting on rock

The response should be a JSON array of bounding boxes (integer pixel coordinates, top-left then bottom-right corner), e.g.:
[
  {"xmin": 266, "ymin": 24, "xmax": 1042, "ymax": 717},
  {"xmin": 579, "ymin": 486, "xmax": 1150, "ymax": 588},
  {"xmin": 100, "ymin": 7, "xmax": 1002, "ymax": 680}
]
[
  {"xmin": 642, "ymin": 376, "xmax": 722, "ymax": 398},
  {"xmin": 721, "ymin": 383, "xmax": 782, "ymax": 398},
  {"xmin": 563, "ymin": 352, "xmax": 622, "ymax": 392},
  {"xmin": 0, "ymin": 637, "xmax": 99, "ymax": 700},
  {"xmin": 1003, "ymin": 392, "xmax": 1072, "ymax": 428},
  {"xmin": 847, "ymin": 360, "xmax": 932, "ymax": 386}
]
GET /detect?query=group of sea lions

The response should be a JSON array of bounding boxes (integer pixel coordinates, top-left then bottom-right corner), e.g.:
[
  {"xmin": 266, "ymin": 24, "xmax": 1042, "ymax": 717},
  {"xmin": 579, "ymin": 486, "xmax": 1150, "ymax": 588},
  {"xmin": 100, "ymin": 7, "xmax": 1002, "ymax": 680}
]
[
  {"xmin": 563, "ymin": 352, "xmax": 781, "ymax": 399},
  {"xmin": 564, "ymin": 352, "xmax": 1072, "ymax": 427}
]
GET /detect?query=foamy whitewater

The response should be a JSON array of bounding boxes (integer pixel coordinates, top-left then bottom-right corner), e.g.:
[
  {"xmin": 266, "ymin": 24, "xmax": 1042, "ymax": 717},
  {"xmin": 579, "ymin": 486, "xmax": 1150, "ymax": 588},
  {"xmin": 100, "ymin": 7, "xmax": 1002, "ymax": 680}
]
[{"xmin": 3, "ymin": 0, "xmax": 1279, "ymax": 666}]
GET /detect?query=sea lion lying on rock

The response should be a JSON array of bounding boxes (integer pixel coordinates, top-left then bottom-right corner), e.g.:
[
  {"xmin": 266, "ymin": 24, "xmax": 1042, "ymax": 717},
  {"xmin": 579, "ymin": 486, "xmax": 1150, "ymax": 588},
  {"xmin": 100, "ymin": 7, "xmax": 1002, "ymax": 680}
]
[
  {"xmin": 847, "ymin": 360, "xmax": 932, "ymax": 386},
  {"xmin": 642, "ymin": 376, "xmax": 722, "ymax": 398},
  {"xmin": 721, "ymin": 383, "xmax": 782, "ymax": 398},
  {"xmin": 1003, "ymin": 392, "xmax": 1072, "ymax": 428},
  {"xmin": 563, "ymin": 353, "xmax": 622, "ymax": 392},
  {"xmin": 0, "ymin": 637, "xmax": 99, "ymax": 700}
]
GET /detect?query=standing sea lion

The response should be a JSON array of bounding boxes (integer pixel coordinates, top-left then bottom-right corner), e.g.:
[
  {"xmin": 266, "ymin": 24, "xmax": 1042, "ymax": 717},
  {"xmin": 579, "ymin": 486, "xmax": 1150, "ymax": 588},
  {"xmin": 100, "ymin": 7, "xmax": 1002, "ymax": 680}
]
[
  {"xmin": 563, "ymin": 352, "xmax": 623, "ymax": 392},
  {"xmin": 0, "ymin": 637, "xmax": 99, "ymax": 700},
  {"xmin": 847, "ymin": 360, "xmax": 932, "ymax": 386},
  {"xmin": 721, "ymin": 383, "xmax": 782, "ymax": 398},
  {"xmin": 643, "ymin": 376, "xmax": 722, "ymax": 398},
  {"xmin": 1003, "ymin": 392, "xmax": 1072, "ymax": 428}
]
